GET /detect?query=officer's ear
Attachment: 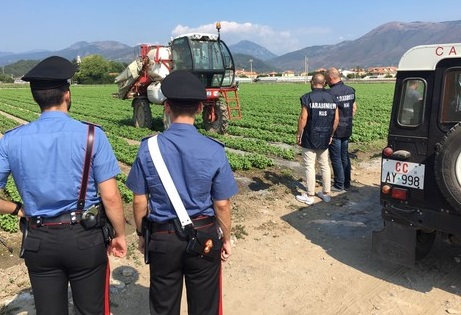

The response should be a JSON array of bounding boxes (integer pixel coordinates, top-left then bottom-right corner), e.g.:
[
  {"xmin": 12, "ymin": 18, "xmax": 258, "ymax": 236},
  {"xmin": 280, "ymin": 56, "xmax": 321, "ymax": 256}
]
[
  {"xmin": 64, "ymin": 89, "xmax": 71, "ymax": 100},
  {"xmin": 197, "ymin": 102, "xmax": 203, "ymax": 114},
  {"xmin": 64, "ymin": 90, "xmax": 71, "ymax": 109},
  {"xmin": 164, "ymin": 101, "xmax": 172, "ymax": 114}
]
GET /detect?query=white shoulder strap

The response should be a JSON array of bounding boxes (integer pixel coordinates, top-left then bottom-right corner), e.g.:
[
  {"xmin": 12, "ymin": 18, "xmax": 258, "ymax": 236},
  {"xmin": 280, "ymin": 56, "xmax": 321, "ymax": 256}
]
[{"xmin": 147, "ymin": 135, "xmax": 192, "ymax": 227}]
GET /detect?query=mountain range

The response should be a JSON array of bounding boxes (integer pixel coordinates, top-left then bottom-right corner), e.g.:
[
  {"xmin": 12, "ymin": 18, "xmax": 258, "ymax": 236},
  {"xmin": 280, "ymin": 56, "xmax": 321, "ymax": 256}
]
[{"xmin": 1, "ymin": 20, "xmax": 461, "ymax": 74}]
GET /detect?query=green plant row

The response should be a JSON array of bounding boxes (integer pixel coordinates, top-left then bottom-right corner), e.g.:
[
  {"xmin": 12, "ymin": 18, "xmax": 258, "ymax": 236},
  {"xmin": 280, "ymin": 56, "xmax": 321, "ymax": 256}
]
[
  {"xmin": 0, "ymin": 114, "xmax": 20, "ymax": 133},
  {"xmin": 0, "ymin": 101, "xmax": 39, "ymax": 122},
  {"xmin": 227, "ymin": 125, "xmax": 295, "ymax": 146},
  {"xmin": 226, "ymin": 151, "xmax": 274, "ymax": 170},
  {"xmin": 203, "ymin": 131, "xmax": 295, "ymax": 160},
  {"xmin": 0, "ymin": 177, "xmax": 22, "ymax": 233}
]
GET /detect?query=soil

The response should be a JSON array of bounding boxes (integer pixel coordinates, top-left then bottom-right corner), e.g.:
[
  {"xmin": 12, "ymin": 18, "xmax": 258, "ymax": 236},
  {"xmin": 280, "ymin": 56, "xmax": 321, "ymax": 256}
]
[{"xmin": 1, "ymin": 150, "xmax": 461, "ymax": 315}]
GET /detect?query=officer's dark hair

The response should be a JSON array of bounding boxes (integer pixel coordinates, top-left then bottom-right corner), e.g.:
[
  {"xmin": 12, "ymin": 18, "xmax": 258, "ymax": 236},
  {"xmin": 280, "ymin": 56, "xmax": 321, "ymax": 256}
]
[
  {"xmin": 31, "ymin": 84, "xmax": 70, "ymax": 109},
  {"xmin": 167, "ymin": 100, "xmax": 201, "ymax": 116}
]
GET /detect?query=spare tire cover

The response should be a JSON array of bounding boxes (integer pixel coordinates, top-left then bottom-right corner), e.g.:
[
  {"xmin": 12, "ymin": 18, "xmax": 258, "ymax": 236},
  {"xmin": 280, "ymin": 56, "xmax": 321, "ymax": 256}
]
[{"xmin": 434, "ymin": 122, "xmax": 461, "ymax": 211}]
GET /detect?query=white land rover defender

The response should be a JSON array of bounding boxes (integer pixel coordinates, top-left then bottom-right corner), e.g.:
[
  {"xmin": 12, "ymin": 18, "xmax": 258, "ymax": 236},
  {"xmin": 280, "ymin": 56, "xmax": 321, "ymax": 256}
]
[{"xmin": 372, "ymin": 43, "xmax": 461, "ymax": 266}]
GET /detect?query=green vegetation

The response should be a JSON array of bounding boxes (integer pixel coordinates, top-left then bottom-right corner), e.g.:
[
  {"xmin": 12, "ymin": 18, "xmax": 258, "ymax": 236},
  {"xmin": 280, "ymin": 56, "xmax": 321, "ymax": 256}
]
[
  {"xmin": 2, "ymin": 55, "xmax": 126, "ymax": 85},
  {"xmin": 0, "ymin": 81, "xmax": 394, "ymax": 231},
  {"xmin": 74, "ymin": 55, "xmax": 125, "ymax": 84},
  {"xmin": 0, "ymin": 73, "xmax": 14, "ymax": 83},
  {"xmin": 1, "ymin": 60, "xmax": 40, "ymax": 78},
  {"xmin": 0, "ymin": 81, "xmax": 394, "ymax": 168}
]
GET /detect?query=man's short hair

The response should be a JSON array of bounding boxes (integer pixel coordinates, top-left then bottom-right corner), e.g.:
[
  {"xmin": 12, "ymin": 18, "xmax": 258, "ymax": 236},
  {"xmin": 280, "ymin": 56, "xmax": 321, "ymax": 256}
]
[
  {"xmin": 167, "ymin": 100, "xmax": 201, "ymax": 116},
  {"xmin": 31, "ymin": 85, "xmax": 69, "ymax": 108}
]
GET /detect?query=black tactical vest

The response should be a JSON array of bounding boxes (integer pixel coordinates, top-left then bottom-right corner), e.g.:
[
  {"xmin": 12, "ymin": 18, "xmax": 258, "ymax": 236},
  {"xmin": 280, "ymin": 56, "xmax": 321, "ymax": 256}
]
[
  {"xmin": 328, "ymin": 81, "xmax": 356, "ymax": 138},
  {"xmin": 300, "ymin": 88, "xmax": 337, "ymax": 150}
]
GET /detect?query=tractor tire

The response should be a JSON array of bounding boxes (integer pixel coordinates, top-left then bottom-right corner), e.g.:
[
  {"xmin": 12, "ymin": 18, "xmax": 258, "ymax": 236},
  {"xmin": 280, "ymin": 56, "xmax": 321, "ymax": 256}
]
[
  {"xmin": 202, "ymin": 101, "xmax": 229, "ymax": 134},
  {"xmin": 163, "ymin": 107, "xmax": 171, "ymax": 130},
  {"xmin": 434, "ymin": 122, "xmax": 461, "ymax": 211},
  {"xmin": 132, "ymin": 98, "xmax": 152, "ymax": 129}
]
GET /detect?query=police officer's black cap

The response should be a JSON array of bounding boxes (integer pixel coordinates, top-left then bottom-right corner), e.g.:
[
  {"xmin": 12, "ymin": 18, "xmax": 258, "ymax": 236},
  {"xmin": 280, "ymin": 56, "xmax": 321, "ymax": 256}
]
[
  {"xmin": 161, "ymin": 70, "xmax": 207, "ymax": 105},
  {"xmin": 22, "ymin": 56, "xmax": 76, "ymax": 90}
]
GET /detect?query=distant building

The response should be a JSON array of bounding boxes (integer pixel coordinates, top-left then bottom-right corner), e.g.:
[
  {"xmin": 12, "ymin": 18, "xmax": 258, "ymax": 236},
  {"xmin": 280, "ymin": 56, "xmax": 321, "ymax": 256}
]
[
  {"xmin": 367, "ymin": 66, "xmax": 397, "ymax": 76},
  {"xmin": 282, "ymin": 70, "xmax": 295, "ymax": 77},
  {"xmin": 236, "ymin": 69, "xmax": 257, "ymax": 79}
]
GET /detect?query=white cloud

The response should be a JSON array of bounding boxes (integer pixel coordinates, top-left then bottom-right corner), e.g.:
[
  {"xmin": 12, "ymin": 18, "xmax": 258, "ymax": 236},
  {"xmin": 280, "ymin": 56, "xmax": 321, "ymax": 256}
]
[{"xmin": 171, "ymin": 21, "xmax": 332, "ymax": 55}]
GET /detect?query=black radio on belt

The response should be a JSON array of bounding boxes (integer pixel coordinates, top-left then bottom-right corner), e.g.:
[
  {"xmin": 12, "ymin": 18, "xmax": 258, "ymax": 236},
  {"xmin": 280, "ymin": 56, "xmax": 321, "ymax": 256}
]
[{"xmin": 80, "ymin": 204, "xmax": 100, "ymax": 230}]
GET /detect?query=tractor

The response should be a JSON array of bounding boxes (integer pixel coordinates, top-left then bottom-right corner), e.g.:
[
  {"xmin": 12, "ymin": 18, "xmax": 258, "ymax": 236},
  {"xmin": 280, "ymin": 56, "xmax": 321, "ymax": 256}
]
[{"xmin": 114, "ymin": 23, "xmax": 241, "ymax": 134}]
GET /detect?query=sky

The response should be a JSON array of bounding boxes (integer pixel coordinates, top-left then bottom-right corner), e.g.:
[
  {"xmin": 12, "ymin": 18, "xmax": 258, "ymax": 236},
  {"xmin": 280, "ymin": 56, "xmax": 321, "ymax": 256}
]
[{"xmin": 1, "ymin": 0, "xmax": 459, "ymax": 56}]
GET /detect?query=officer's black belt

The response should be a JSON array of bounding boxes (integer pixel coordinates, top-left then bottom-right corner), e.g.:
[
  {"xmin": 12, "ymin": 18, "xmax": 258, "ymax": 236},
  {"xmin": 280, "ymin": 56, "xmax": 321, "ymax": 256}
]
[
  {"xmin": 28, "ymin": 211, "xmax": 84, "ymax": 227},
  {"xmin": 151, "ymin": 215, "xmax": 215, "ymax": 233}
]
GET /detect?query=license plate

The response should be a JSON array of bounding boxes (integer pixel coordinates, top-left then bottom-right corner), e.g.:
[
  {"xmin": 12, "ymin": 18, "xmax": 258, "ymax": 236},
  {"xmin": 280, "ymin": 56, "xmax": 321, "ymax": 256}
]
[{"xmin": 381, "ymin": 159, "xmax": 425, "ymax": 189}]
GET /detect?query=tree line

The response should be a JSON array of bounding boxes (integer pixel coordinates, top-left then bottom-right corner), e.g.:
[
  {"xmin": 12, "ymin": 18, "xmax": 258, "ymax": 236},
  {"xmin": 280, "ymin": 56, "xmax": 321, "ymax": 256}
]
[{"xmin": 0, "ymin": 55, "xmax": 127, "ymax": 84}]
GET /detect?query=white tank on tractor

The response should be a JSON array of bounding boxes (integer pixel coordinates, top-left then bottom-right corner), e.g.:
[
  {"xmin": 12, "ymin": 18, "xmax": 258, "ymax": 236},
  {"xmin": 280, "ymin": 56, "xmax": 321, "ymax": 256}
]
[{"xmin": 114, "ymin": 23, "xmax": 242, "ymax": 134}]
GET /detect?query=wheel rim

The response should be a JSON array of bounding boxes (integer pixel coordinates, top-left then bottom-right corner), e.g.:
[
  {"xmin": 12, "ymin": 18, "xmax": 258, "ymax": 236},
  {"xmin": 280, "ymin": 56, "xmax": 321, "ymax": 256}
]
[
  {"xmin": 202, "ymin": 101, "xmax": 229, "ymax": 134},
  {"xmin": 136, "ymin": 105, "xmax": 146, "ymax": 126},
  {"xmin": 456, "ymin": 150, "xmax": 461, "ymax": 186},
  {"xmin": 133, "ymin": 99, "xmax": 152, "ymax": 128}
]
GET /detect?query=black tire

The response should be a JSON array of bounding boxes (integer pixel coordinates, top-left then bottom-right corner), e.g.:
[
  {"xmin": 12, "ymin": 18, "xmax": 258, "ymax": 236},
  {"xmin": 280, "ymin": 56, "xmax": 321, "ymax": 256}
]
[
  {"xmin": 132, "ymin": 98, "xmax": 152, "ymax": 129},
  {"xmin": 415, "ymin": 230, "xmax": 436, "ymax": 260},
  {"xmin": 434, "ymin": 122, "xmax": 461, "ymax": 211},
  {"xmin": 202, "ymin": 101, "xmax": 229, "ymax": 134}
]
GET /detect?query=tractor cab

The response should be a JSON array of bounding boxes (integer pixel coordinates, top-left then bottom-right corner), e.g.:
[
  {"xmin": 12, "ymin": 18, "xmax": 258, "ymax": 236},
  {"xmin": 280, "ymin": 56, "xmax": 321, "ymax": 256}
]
[
  {"xmin": 169, "ymin": 25, "xmax": 241, "ymax": 134},
  {"xmin": 171, "ymin": 32, "xmax": 236, "ymax": 95}
]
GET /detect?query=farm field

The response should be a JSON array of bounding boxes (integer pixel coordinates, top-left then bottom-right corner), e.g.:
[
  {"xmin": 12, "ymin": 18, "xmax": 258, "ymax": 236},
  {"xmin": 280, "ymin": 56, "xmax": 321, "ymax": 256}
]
[
  {"xmin": 0, "ymin": 82, "xmax": 394, "ymax": 204},
  {"xmin": 3, "ymin": 81, "xmax": 461, "ymax": 315},
  {"xmin": 0, "ymin": 82, "xmax": 394, "ymax": 165}
]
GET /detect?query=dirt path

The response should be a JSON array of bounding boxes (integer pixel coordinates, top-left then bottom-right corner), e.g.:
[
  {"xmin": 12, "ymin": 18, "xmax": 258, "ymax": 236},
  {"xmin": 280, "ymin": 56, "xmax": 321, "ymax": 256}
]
[{"xmin": 1, "ymin": 150, "xmax": 461, "ymax": 314}]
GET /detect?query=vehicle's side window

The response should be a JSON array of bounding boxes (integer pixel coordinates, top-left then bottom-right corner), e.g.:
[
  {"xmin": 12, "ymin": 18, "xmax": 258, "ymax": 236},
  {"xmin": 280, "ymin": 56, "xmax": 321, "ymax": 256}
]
[
  {"xmin": 440, "ymin": 69, "xmax": 461, "ymax": 123},
  {"xmin": 398, "ymin": 79, "xmax": 425, "ymax": 126}
]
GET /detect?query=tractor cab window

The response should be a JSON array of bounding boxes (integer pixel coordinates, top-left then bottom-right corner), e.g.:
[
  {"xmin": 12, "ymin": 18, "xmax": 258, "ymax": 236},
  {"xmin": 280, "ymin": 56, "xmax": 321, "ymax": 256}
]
[
  {"xmin": 398, "ymin": 78, "xmax": 425, "ymax": 126},
  {"xmin": 219, "ymin": 41, "xmax": 235, "ymax": 87},
  {"xmin": 188, "ymin": 39, "xmax": 226, "ymax": 88},
  {"xmin": 190, "ymin": 40, "xmax": 224, "ymax": 71},
  {"xmin": 440, "ymin": 68, "xmax": 461, "ymax": 124},
  {"xmin": 171, "ymin": 39, "xmax": 192, "ymax": 70}
]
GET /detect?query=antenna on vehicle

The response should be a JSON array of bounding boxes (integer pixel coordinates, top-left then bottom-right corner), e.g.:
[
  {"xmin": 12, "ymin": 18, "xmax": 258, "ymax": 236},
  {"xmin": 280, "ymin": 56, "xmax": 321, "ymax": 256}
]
[{"xmin": 216, "ymin": 22, "xmax": 221, "ymax": 41}]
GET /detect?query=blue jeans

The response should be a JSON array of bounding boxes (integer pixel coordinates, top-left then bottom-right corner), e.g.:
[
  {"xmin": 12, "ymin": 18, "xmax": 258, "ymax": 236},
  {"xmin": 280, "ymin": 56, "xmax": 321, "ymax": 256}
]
[{"xmin": 329, "ymin": 137, "xmax": 351, "ymax": 189}]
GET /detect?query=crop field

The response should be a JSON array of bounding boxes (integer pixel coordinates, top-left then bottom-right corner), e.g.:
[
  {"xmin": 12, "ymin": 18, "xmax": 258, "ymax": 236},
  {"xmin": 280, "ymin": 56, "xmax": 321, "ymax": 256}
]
[{"xmin": 0, "ymin": 82, "xmax": 395, "ymax": 207}]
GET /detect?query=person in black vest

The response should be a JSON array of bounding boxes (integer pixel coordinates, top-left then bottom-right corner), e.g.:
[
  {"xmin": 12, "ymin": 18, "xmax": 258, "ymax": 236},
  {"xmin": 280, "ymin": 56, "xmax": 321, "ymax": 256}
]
[
  {"xmin": 296, "ymin": 73, "xmax": 339, "ymax": 205},
  {"xmin": 326, "ymin": 67, "xmax": 357, "ymax": 191}
]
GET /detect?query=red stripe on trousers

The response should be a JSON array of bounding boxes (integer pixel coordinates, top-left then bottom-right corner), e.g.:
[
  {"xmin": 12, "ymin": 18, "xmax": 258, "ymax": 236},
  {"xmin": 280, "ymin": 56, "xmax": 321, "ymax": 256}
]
[
  {"xmin": 219, "ymin": 262, "xmax": 223, "ymax": 315},
  {"xmin": 105, "ymin": 259, "xmax": 111, "ymax": 315}
]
